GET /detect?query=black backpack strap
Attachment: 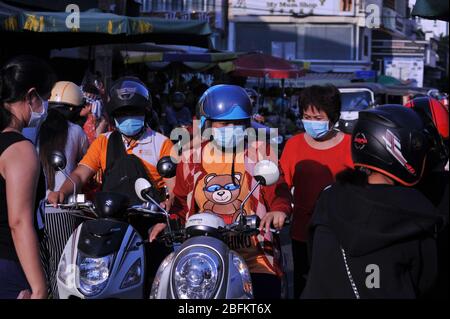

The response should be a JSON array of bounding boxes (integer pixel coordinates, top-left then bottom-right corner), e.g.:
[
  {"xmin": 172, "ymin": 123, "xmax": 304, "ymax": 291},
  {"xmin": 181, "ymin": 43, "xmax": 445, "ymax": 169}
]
[{"xmin": 105, "ymin": 130, "xmax": 127, "ymax": 173}]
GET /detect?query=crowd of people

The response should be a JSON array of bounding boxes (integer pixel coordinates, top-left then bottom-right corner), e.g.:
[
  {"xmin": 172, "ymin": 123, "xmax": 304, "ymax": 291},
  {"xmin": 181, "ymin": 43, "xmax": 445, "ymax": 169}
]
[{"xmin": 0, "ymin": 55, "xmax": 448, "ymax": 299}]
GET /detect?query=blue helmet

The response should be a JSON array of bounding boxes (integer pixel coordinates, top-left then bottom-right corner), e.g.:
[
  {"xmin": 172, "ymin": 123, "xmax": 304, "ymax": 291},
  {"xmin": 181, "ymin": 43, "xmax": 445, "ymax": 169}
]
[{"xmin": 197, "ymin": 85, "xmax": 252, "ymax": 128}]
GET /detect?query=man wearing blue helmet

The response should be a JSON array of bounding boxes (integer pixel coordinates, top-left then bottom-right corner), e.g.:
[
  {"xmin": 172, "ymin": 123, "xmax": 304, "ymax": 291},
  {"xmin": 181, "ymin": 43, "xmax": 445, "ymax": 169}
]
[{"xmin": 150, "ymin": 84, "xmax": 293, "ymax": 299}]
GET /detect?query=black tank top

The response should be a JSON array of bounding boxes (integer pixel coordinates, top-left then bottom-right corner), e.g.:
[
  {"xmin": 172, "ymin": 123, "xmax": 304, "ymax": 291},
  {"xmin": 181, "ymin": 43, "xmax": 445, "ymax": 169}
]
[{"xmin": 0, "ymin": 131, "xmax": 45, "ymax": 261}]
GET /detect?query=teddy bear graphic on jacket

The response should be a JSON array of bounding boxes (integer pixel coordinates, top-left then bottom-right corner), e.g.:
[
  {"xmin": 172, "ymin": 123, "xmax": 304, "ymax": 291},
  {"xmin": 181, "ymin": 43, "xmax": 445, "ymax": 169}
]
[{"xmin": 202, "ymin": 172, "xmax": 246, "ymax": 221}]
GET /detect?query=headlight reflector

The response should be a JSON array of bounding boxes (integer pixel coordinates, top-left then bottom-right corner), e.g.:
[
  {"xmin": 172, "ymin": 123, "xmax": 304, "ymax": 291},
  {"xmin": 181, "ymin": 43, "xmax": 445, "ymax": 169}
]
[
  {"xmin": 173, "ymin": 248, "xmax": 222, "ymax": 299},
  {"xmin": 78, "ymin": 253, "xmax": 113, "ymax": 296}
]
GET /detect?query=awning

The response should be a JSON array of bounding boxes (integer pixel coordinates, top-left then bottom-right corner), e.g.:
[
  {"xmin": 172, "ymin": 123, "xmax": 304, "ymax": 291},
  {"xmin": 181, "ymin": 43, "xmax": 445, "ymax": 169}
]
[
  {"xmin": 145, "ymin": 61, "xmax": 218, "ymax": 72},
  {"xmin": 377, "ymin": 75, "xmax": 402, "ymax": 86},
  {"xmin": 120, "ymin": 48, "xmax": 237, "ymax": 72},
  {"xmin": 122, "ymin": 51, "xmax": 237, "ymax": 64},
  {"xmin": 50, "ymin": 42, "xmax": 186, "ymax": 60},
  {"xmin": 244, "ymin": 72, "xmax": 354, "ymax": 88},
  {"xmin": 411, "ymin": 0, "xmax": 449, "ymax": 21},
  {"xmin": 0, "ymin": 2, "xmax": 212, "ymax": 48}
]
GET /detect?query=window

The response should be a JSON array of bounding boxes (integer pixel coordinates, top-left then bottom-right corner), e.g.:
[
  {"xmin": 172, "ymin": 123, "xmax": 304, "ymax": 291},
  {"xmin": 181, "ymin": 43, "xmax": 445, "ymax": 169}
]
[
  {"xmin": 341, "ymin": 0, "xmax": 353, "ymax": 12},
  {"xmin": 235, "ymin": 23, "xmax": 297, "ymax": 57},
  {"xmin": 146, "ymin": 0, "xmax": 165, "ymax": 11},
  {"xmin": 206, "ymin": 0, "xmax": 215, "ymax": 11},
  {"xmin": 186, "ymin": 0, "xmax": 206, "ymax": 11},
  {"xmin": 384, "ymin": 0, "xmax": 395, "ymax": 10},
  {"xmin": 171, "ymin": 0, "xmax": 184, "ymax": 11},
  {"xmin": 302, "ymin": 25, "xmax": 353, "ymax": 60},
  {"xmin": 395, "ymin": 0, "xmax": 407, "ymax": 18},
  {"xmin": 272, "ymin": 42, "xmax": 296, "ymax": 60},
  {"xmin": 364, "ymin": 35, "xmax": 369, "ymax": 56},
  {"xmin": 141, "ymin": 0, "xmax": 151, "ymax": 12}
]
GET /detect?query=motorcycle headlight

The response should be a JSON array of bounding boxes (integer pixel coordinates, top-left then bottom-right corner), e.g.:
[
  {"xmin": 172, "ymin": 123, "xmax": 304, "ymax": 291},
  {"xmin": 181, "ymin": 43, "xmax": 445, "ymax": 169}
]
[
  {"xmin": 172, "ymin": 247, "xmax": 222, "ymax": 299},
  {"xmin": 150, "ymin": 252, "xmax": 175, "ymax": 299},
  {"xmin": 78, "ymin": 253, "xmax": 113, "ymax": 296},
  {"xmin": 231, "ymin": 251, "xmax": 253, "ymax": 298},
  {"xmin": 120, "ymin": 259, "xmax": 142, "ymax": 290}
]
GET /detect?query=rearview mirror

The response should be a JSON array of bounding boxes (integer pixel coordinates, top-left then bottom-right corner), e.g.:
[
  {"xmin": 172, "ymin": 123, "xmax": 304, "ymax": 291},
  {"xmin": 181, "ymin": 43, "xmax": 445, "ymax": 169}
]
[
  {"xmin": 253, "ymin": 160, "xmax": 279, "ymax": 186},
  {"xmin": 49, "ymin": 150, "xmax": 67, "ymax": 171},
  {"xmin": 135, "ymin": 178, "xmax": 152, "ymax": 202},
  {"xmin": 157, "ymin": 156, "xmax": 177, "ymax": 178}
]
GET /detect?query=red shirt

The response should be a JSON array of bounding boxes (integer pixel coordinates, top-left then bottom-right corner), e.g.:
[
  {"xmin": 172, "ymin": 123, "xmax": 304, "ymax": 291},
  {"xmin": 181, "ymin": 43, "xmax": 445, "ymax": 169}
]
[
  {"xmin": 83, "ymin": 114, "xmax": 97, "ymax": 145},
  {"xmin": 280, "ymin": 133, "xmax": 353, "ymax": 242}
]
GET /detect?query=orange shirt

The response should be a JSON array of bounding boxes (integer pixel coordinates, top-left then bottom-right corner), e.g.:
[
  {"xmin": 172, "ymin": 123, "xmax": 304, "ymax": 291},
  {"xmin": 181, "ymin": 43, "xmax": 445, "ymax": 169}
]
[
  {"xmin": 280, "ymin": 133, "xmax": 353, "ymax": 242},
  {"xmin": 79, "ymin": 129, "xmax": 173, "ymax": 188},
  {"xmin": 193, "ymin": 145, "xmax": 276, "ymax": 275}
]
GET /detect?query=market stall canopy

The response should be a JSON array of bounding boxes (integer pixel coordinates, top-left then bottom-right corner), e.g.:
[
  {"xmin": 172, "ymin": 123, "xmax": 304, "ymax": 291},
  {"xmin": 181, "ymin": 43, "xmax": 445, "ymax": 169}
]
[
  {"xmin": 377, "ymin": 75, "xmax": 403, "ymax": 86},
  {"xmin": 121, "ymin": 48, "xmax": 237, "ymax": 72},
  {"xmin": 411, "ymin": 0, "xmax": 449, "ymax": 21},
  {"xmin": 122, "ymin": 50, "xmax": 237, "ymax": 64},
  {"xmin": 229, "ymin": 52, "xmax": 305, "ymax": 79},
  {"xmin": 50, "ymin": 42, "xmax": 186, "ymax": 60},
  {"xmin": 384, "ymin": 85, "xmax": 430, "ymax": 96},
  {"xmin": 0, "ymin": 1, "xmax": 212, "ymax": 48}
]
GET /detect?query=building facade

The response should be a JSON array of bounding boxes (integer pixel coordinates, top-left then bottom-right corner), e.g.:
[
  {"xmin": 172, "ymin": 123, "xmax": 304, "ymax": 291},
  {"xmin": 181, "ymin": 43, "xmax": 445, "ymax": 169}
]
[
  {"xmin": 138, "ymin": 0, "xmax": 227, "ymax": 47},
  {"xmin": 371, "ymin": 0, "xmax": 430, "ymax": 87},
  {"xmin": 228, "ymin": 0, "xmax": 373, "ymax": 78}
]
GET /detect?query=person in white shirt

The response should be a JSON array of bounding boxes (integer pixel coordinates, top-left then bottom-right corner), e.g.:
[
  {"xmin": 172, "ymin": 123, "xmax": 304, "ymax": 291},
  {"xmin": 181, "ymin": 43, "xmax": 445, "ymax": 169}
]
[{"xmin": 37, "ymin": 81, "xmax": 89, "ymax": 298}]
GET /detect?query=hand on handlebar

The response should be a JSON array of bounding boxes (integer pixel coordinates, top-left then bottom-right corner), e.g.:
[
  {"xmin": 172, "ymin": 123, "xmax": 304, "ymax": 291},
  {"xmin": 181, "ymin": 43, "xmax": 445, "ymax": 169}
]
[
  {"xmin": 148, "ymin": 223, "xmax": 167, "ymax": 243},
  {"xmin": 47, "ymin": 191, "xmax": 65, "ymax": 208},
  {"xmin": 259, "ymin": 211, "xmax": 288, "ymax": 234}
]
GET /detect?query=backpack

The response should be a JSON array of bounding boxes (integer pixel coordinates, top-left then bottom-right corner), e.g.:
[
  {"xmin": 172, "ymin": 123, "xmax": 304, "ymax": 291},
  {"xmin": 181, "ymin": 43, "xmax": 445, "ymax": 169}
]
[{"xmin": 102, "ymin": 130, "xmax": 152, "ymax": 205}]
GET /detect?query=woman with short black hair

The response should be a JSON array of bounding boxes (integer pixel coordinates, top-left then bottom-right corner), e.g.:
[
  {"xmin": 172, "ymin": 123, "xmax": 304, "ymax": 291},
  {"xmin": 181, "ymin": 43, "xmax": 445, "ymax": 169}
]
[{"xmin": 280, "ymin": 84, "xmax": 353, "ymax": 298}]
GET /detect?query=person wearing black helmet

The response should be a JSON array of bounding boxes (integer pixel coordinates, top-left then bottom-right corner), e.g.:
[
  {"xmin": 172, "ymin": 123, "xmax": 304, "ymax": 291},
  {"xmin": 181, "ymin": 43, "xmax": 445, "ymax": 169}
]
[
  {"xmin": 47, "ymin": 77, "xmax": 176, "ymax": 285},
  {"xmin": 149, "ymin": 84, "xmax": 293, "ymax": 299},
  {"xmin": 404, "ymin": 96, "xmax": 449, "ymax": 207},
  {"xmin": 301, "ymin": 105, "xmax": 443, "ymax": 299},
  {"xmin": 48, "ymin": 76, "xmax": 175, "ymax": 205},
  {"xmin": 164, "ymin": 91, "xmax": 192, "ymax": 133},
  {"xmin": 405, "ymin": 96, "xmax": 449, "ymax": 299}
]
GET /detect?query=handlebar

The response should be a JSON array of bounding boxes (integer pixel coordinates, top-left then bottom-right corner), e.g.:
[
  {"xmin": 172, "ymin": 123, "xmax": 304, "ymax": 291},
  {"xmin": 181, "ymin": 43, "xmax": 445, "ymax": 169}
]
[
  {"xmin": 127, "ymin": 205, "xmax": 167, "ymax": 218},
  {"xmin": 224, "ymin": 215, "xmax": 291, "ymax": 235},
  {"xmin": 44, "ymin": 201, "xmax": 97, "ymax": 219},
  {"xmin": 45, "ymin": 202, "xmax": 94, "ymax": 209}
]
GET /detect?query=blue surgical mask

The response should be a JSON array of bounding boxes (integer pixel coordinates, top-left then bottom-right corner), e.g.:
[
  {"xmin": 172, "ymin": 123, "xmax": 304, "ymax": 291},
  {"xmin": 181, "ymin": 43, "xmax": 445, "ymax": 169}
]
[
  {"xmin": 212, "ymin": 125, "xmax": 246, "ymax": 150},
  {"xmin": 302, "ymin": 119, "xmax": 330, "ymax": 139},
  {"xmin": 114, "ymin": 115, "xmax": 145, "ymax": 136},
  {"xmin": 27, "ymin": 95, "xmax": 47, "ymax": 128}
]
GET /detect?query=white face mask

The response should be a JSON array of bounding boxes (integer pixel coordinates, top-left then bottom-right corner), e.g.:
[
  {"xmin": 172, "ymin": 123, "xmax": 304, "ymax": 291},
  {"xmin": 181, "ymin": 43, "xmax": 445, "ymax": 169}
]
[{"xmin": 27, "ymin": 94, "xmax": 47, "ymax": 128}]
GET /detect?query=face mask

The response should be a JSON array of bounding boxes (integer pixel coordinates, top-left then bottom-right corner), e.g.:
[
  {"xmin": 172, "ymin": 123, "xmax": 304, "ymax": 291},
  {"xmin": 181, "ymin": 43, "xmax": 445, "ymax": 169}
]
[
  {"xmin": 302, "ymin": 119, "xmax": 330, "ymax": 139},
  {"xmin": 114, "ymin": 115, "xmax": 145, "ymax": 137},
  {"xmin": 212, "ymin": 125, "xmax": 246, "ymax": 150},
  {"xmin": 27, "ymin": 97, "xmax": 47, "ymax": 128}
]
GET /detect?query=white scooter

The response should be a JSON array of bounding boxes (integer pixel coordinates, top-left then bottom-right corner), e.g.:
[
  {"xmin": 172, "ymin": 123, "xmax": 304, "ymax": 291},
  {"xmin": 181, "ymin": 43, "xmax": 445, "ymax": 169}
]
[
  {"xmin": 134, "ymin": 159, "xmax": 285, "ymax": 299},
  {"xmin": 49, "ymin": 151, "xmax": 175, "ymax": 299}
]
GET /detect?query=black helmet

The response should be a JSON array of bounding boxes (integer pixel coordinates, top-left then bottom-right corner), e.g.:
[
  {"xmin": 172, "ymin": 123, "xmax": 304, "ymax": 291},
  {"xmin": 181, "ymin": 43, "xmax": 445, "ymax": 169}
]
[
  {"xmin": 405, "ymin": 96, "xmax": 449, "ymax": 165},
  {"xmin": 106, "ymin": 77, "xmax": 151, "ymax": 118},
  {"xmin": 352, "ymin": 105, "xmax": 430, "ymax": 186},
  {"xmin": 172, "ymin": 91, "xmax": 186, "ymax": 104}
]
